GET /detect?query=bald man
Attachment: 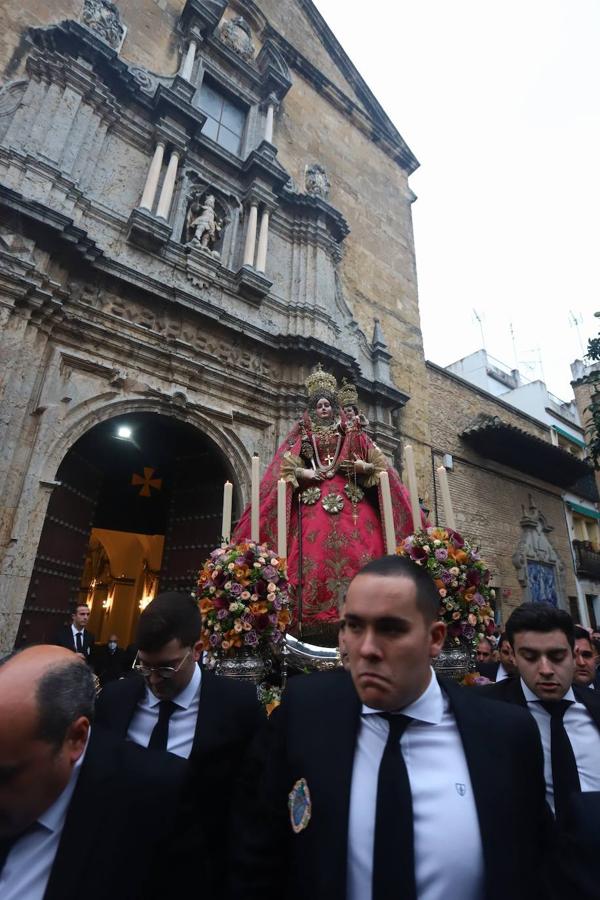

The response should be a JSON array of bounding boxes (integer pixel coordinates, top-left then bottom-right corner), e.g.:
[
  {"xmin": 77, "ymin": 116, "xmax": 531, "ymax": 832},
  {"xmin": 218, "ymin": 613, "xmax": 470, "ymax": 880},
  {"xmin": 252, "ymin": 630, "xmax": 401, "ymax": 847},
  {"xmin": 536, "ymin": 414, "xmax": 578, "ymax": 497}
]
[{"xmin": 0, "ymin": 647, "xmax": 207, "ymax": 900}]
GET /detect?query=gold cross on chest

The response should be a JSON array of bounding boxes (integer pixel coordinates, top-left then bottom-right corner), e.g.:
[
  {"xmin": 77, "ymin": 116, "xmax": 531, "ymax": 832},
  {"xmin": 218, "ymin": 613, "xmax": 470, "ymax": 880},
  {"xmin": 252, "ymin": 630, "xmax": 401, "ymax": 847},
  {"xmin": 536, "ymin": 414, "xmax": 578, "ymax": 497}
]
[{"xmin": 323, "ymin": 451, "xmax": 335, "ymax": 467}]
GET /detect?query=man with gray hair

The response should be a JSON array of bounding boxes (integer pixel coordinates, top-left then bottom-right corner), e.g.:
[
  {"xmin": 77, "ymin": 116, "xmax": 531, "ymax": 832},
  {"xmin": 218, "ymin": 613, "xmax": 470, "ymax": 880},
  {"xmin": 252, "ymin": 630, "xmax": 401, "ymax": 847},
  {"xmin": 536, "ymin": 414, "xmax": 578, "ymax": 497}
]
[{"xmin": 0, "ymin": 646, "xmax": 207, "ymax": 900}]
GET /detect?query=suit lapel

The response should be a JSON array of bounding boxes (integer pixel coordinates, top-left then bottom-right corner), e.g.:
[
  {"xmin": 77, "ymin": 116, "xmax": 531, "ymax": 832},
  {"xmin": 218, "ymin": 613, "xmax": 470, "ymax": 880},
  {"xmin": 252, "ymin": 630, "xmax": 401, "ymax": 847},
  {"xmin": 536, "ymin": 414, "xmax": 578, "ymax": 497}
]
[
  {"xmin": 303, "ymin": 672, "xmax": 361, "ymax": 900},
  {"xmin": 442, "ymin": 679, "xmax": 503, "ymax": 900},
  {"xmin": 574, "ymin": 685, "xmax": 600, "ymax": 732},
  {"xmin": 44, "ymin": 730, "xmax": 117, "ymax": 900},
  {"xmin": 114, "ymin": 676, "xmax": 145, "ymax": 738},
  {"xmin": 192, "ymin": 668, "xmax": 220, "ymax": 756}
]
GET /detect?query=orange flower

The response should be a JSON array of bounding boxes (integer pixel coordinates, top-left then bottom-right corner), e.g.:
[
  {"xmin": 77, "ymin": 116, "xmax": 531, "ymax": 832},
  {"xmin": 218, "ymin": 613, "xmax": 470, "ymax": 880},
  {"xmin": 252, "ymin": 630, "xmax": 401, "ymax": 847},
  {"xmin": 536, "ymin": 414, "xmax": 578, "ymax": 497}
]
[
  {"xmin": 277, "ymin": 609, "xmax": 291, "ymax": 627},
  {"xmin": 250, "ymin": 601, "xmax": 268, "ymax": 615},
  {"xmin": 454, "ymin": 550, "xmax": 469, "ymax": 565},
  {"xmin": 199, "ymin": 598, "xmax": 214, "ymax": 614},
  {"xmin": 266, "ymin": 699, "xmax": 281, "ymax": 716}
]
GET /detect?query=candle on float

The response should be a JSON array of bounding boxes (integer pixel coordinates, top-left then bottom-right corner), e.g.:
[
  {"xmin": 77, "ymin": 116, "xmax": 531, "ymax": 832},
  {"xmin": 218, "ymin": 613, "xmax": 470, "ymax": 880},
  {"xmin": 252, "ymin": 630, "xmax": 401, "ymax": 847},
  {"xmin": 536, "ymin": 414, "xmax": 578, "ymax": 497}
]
[
  {"xmin": 379, "ymin": 470, "xmax": 396, "ymax": 554},
  {"xmin": 251, "ymin": 455, "xmax": 260, "ymax": 543},
  {"xmin": 277, "ymin": 479, "xmax": 287, "ymax": 559},
  {"xmin": 436, "ymin": 465, "xmax": 457, "ymax": 531},
  {"xmin": 221, "ymin": 481, "xmax": 233, "ymax": 546},
  {"xmin": 404, "ymin": 445, "xmax": 422, "ymax": 533}
]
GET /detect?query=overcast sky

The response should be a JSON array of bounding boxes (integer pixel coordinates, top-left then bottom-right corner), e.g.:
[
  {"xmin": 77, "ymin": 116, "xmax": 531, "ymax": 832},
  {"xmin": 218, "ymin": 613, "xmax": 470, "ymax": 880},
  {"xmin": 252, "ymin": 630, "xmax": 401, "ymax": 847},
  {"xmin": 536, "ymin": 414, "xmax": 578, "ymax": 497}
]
[{"xmin": 313, "ymin": 0, "xmax": 600, "ymax": 401}]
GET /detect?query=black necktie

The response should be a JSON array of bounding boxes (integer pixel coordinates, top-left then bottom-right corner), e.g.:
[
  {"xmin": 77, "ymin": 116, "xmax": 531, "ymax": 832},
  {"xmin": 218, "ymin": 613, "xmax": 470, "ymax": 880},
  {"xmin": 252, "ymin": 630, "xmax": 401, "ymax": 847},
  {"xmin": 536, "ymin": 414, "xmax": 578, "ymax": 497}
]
[
  {"xmin": 539, "ymin": 699, "xmax": 581, "ymax": 824},
  {"xmin": 373, "ymin": 713, "xmax": 416, "ymax": 900},
  {"xmin": 75, "ymin": 632, "xmax": 83, "ymax": 653},
  {"xmin": 148, "ymin": 700, "xmax": 177, "ymax": 751}
]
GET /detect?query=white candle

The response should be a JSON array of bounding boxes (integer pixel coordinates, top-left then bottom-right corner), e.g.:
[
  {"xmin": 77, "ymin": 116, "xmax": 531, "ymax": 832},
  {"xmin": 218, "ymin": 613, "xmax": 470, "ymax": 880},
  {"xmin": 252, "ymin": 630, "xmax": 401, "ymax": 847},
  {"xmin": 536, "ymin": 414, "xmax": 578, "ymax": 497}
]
[
  {"xmin": 251, "ymin": 455, "xmax": 260, "ymax": 543},
  {"xmin": 221, "ymin": 481, "xmax": 233, "ymax": 546},
  {"xmin": 404, "ymin": 445, "xmax": 422, "ymax": 533},
  {"xmin": 436, "ymin": 465, "xmax": 457, "ymax": 531},
  {"xmin": 277, "ymin": 479, "xmax": 287, "ymax": 558},
  {"xmin": 379, "ymin": 470, "xmax": 396, "ymax": 554}
]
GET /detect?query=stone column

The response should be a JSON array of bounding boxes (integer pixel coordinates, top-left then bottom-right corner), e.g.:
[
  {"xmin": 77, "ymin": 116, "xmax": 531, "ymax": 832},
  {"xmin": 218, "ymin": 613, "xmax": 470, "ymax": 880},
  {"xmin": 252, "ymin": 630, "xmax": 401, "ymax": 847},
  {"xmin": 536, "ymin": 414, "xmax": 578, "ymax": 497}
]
[
  {"xmin": 256, "ymin": 208, "xmax": 270, "ymax": 272},
  {"xmin": 181, "ymin": 39, "xmax": 197, "ymax": 82},
  {"xmin": 243, "ymin": 202, "xmax": 259, "ymax": 267},
  {"xmin": 156, "ymin": 149, "xmax": 180, "ymax": 220},
  {"xmin": 265, "ymin": 101, "xmax": 276, "ymax": 144},
  {"xmin": 140, "ymin": 141, "xmax": 166, "ymax": 211}
]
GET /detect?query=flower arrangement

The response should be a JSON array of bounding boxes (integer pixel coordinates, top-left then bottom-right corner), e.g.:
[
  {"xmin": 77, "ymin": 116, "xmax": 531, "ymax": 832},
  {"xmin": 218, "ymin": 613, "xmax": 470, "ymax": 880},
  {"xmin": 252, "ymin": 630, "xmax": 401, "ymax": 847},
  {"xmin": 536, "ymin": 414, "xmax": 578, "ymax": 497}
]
[
  {"xmin": 198, "ymin": 542, "xmax": 291, "ymax": 655},
  {"xmin": 396, "ymin": 527, "xmax": 496, "ymax": 648}
]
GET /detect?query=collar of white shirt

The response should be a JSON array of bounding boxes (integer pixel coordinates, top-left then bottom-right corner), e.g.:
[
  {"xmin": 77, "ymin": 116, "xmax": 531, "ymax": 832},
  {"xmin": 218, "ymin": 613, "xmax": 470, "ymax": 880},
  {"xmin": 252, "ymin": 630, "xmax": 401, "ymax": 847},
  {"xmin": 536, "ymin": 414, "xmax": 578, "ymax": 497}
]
[
  {"xmin": 361, "ymin": 668, "xmax": 443, "ymax": 725},
  {"xmin": 145, "ymin": 662, "xmax": 202, "ymax": 710},
  {"xmin": 521, "ymin": 679, "xmax": 576, "ymax": 705},
  {"xmin": 71, "ymin": 625, "xmax": 83, "ymax": 638},
  {"xmin": 37, "ymin": 728, "xmax": 90, "ymax": 834}
]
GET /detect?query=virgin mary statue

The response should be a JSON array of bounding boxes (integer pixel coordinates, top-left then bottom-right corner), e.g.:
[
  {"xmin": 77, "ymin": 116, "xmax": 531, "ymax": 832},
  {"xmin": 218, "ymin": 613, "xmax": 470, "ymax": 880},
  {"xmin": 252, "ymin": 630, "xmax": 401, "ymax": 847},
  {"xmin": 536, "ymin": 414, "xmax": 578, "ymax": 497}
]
[{"xmin": 232, "ymin": 366, "xmax": 421, "ymax": 630}]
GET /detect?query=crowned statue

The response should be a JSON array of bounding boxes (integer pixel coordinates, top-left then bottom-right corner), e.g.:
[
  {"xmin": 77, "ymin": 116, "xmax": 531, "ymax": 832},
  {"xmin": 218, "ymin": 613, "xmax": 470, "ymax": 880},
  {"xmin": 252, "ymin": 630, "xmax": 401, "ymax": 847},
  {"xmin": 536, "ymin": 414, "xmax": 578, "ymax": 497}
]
[{"xmin": 232, "ymin": 365, "xmax": 420, "ymax": 634}]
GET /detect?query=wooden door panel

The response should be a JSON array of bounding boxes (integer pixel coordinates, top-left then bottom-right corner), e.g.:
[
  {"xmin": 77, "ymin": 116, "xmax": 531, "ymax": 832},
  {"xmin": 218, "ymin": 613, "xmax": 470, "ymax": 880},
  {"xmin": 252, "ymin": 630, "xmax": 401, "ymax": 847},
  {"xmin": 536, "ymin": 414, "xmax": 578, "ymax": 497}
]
[{"xmin": 16, "ymin": 451, "xmax": 102, "ymax": 647}]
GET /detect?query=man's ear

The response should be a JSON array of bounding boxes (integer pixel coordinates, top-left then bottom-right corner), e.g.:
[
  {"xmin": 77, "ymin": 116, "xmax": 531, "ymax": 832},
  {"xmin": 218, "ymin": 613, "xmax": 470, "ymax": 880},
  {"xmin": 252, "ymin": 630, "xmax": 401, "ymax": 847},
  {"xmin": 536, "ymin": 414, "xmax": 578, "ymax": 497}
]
[
  {"xmin": 429, "ymin": 621, "xmax": 447, "ymax": 659},
  {"xmin": 65, "ymin": 716, "xmax": 90, "ymax": 764}
]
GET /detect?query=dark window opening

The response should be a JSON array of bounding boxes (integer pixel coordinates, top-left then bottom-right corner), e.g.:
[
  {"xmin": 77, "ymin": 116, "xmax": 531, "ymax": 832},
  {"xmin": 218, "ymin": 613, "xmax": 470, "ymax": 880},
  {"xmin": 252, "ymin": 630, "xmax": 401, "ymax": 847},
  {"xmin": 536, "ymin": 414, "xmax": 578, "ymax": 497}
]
[{"xmin": 198, "ymin": 80, "xmax": 246, "ymax": 155}]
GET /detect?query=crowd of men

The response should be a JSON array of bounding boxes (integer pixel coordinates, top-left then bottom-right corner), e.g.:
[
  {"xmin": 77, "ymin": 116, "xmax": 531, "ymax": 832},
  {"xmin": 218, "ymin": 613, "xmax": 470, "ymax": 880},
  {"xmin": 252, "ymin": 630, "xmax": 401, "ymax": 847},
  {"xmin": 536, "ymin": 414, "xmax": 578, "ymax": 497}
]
[{"xmin": 1, "ymin": 557, "xmax": 600, "ymax": 899}]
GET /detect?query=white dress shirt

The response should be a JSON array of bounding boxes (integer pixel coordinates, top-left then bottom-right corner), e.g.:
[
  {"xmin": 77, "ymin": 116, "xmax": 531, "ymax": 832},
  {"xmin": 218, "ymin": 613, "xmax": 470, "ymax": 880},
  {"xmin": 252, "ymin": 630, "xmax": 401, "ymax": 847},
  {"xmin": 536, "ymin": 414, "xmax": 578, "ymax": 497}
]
[
  {"xmin": 0, "ymin": 730, "xmax": 89, "ymax": 900},
  {"xmin": 347, "ymin": 672, "xmax": 484, "ymax": 900},
  {"xmin": 495, "ymin": 662, "xmax": 510, "ymax": 682},
  {"xmin": 521, "ymin": 679, "xmax": 600, "ymax": 812},
  {"xmin": 127, "ymin": 663, "xmax": 201, "ymax": 758},
  {"xmin": 71, "ymin": 624, "xmax": 89, "ymax": 656}
]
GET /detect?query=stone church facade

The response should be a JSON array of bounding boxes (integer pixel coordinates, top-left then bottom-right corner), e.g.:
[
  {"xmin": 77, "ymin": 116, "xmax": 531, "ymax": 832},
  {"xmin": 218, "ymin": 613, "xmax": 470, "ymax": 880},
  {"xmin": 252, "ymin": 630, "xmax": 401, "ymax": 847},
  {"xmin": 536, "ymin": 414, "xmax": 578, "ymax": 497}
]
[{"xmin": 0, "ymin": 0, "xmax": 590, "ymax": 650}]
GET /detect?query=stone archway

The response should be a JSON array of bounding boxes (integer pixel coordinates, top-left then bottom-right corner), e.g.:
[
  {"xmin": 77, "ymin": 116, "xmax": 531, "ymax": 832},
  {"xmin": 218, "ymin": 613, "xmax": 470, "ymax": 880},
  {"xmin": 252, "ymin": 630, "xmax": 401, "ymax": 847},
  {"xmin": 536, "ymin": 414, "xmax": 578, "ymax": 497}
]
[{"xmin": 13, "ymin": 410, "xmax": 238, "ymax": 649}]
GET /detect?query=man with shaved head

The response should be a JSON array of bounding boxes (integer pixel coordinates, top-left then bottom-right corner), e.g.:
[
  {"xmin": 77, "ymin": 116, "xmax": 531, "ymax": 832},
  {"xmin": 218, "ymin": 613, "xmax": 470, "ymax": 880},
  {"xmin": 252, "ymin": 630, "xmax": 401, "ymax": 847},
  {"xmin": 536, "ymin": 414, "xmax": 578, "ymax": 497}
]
[{"xmin": 0, "ymin": 646, "xmax": 207, "ymax": 900}]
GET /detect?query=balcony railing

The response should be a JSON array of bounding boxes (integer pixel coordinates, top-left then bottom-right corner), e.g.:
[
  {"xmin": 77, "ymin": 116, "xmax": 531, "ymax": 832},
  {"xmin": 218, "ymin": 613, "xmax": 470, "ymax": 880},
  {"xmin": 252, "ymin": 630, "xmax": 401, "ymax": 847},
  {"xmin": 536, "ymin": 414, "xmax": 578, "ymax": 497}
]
[{"xmin": 573, "ymin": 540, "xmax": 600, "ymax": 580}]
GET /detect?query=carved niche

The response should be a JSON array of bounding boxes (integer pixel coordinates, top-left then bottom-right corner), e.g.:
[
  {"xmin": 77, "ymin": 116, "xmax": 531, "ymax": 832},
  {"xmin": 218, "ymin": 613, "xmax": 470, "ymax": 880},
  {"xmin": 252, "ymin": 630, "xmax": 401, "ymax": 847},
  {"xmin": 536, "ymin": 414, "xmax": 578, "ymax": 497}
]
[
  {"xmin": 218, "ymin": 16, "xmax": 255, "ymax": 61},
  {"xmin": 511, "ymin": 499, "xmax": 567, "ymax": 608},
  {"xmin": 81, "ymin": 0, "xmax": 126, "ymax": 50},
  {"xmin": 183, "ymin": 189, "xmax": 228, "ymax": 257},
  {"xmin": 305, "ymin": 163, "xmax": 331, "ymax": 200}
]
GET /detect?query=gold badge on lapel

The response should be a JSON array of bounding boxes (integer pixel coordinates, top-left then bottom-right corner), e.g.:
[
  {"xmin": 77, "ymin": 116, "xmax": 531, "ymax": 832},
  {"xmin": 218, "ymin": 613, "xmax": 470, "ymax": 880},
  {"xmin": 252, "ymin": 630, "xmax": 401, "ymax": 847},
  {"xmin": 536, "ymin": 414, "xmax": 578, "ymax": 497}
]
[{"xmin": 288, "ymin": 778, "xmax": 311, "ymax": 833}]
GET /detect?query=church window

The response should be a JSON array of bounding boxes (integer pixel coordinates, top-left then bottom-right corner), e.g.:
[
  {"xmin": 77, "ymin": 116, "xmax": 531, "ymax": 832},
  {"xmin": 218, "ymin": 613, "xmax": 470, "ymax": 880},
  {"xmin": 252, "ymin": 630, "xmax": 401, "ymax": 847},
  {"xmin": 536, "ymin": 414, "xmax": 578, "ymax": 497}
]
[{"xmin": 198, "ymin": 80, "xmax": 246, "ymax": 155}]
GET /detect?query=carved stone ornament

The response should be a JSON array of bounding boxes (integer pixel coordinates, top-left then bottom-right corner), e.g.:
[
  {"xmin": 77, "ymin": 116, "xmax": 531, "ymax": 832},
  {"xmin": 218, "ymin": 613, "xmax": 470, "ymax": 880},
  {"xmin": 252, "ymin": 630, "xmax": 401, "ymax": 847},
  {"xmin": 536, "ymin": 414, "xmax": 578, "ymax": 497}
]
[
  {"xmin": 305, "ymin": 163, "xmax": 331, "ymax": 200},
  {"xmin": 511, "ymin": 498, "xmax": 567, "ymax": 608},
  {"xmin": 0, "ymin": 80, "xmax": 27, "ymax": 118},
  {"xmin": 185, "ymin": 192, "xmax": 223, "ymax": 256},
  {"xmin": 81, "ymin": 0, "xmax": 126, "ymax": 50},
  {"xmin": 129, "ymin": 66, "xmax": 157, "ymax": 95},
  {"xmin": 219, "ymin": 16, "xmax": 255, "ymax": 61}
]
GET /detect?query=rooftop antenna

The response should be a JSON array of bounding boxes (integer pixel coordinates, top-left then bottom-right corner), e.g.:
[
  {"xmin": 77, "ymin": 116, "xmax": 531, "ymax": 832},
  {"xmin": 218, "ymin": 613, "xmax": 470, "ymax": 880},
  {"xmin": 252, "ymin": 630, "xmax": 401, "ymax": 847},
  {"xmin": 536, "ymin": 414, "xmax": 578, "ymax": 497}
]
[
  {"xmin": 509, "ymin": 322, "xmax": 519, "ymax": 370},
  {"xmin": 473, "ymin": 309, "xmax": 486, "ymax": 350},
  {"xmin": 568, "ymin": 310, "xmax": 585, "ymax": 355}
]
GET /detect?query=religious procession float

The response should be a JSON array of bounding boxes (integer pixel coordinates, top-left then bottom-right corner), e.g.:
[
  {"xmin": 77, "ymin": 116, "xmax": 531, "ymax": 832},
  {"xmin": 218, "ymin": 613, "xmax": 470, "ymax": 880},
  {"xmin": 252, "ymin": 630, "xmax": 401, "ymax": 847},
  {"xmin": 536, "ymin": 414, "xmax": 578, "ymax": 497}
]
[{"xmin": 196, "ymin": 365, "xmax": 496, "ymax": 700}]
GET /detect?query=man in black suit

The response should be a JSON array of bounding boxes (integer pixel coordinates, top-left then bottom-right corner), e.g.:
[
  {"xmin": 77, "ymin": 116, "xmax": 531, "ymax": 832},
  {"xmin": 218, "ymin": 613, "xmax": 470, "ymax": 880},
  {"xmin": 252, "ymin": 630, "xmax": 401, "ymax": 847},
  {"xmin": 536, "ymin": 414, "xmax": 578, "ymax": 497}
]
[
  {"xmin": 477, "ymin": 632, "xmax": 518, "ymax": 682},
  {"xmin": 230, "ymin": 556, "xmax": 553, "ymax": 900},
  {"xmin": 573, "ymin": 626, "xmax": 600, "ymax": 690},
  {"xmin": 480, "ymin": 603, "xmax": 600, "ymax": 897},
  {"xmin": 53, "ymin": 603, "xmax": 95, "ymax": 665},
  {"xmin": 0, "ymin": 645, "xmax": 207, "ymax": 900},
  {"xmin": 95, "ymin": 591, "xmax": 263, "ymax": 896},
  {"xmin": 93, "ymin": 633, "xmax": 129, "ymax": 686}
]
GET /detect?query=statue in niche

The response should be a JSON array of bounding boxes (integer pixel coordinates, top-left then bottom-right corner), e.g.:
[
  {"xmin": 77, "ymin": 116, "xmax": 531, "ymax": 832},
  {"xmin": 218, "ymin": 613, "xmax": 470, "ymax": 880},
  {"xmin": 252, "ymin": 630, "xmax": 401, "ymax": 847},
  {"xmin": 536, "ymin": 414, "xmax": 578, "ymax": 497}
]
[
  {"xmin": 81, "ymin": 0, "xmax": 125, "ymax": 50},
  {"xmin": 185, "ymin": 193, "xmax": 223, "ymax": 256},
  {"xmin": 219, "ymin": 16, "xmax": 255, "ymax": 61},
  {"xmin": 305, "ymin": 163, "xmax": 331, "ymax": 200}
]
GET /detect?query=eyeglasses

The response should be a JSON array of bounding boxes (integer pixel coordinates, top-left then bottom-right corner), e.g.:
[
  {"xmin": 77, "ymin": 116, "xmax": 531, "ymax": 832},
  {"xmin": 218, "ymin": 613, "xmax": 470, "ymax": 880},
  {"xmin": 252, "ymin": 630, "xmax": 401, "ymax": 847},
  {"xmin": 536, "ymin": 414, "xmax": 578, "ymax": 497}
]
[{"xmin": 134, "ymin": 649, "xmax": 191, "ymax": 679}]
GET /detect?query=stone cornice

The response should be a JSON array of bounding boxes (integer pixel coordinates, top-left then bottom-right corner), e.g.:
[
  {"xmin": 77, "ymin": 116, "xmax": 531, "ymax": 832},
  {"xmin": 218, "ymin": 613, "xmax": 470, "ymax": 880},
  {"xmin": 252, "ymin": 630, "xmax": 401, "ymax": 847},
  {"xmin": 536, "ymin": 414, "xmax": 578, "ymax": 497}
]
[{"xmin": 260, "ymin": 23, "xmax": 419, "ymax": 175}]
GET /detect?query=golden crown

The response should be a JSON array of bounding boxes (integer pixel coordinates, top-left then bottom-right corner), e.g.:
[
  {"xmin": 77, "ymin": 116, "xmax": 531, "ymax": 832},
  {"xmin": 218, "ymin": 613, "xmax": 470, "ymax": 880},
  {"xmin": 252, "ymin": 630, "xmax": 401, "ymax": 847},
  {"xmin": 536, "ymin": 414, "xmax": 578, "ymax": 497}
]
[
  {"xmin": 337, "ymin": 378, "xmax": 358, "ymax": 408},
  {"xmin": 305, "ymin": 364, "xmax": 338, "ymax": 398}
]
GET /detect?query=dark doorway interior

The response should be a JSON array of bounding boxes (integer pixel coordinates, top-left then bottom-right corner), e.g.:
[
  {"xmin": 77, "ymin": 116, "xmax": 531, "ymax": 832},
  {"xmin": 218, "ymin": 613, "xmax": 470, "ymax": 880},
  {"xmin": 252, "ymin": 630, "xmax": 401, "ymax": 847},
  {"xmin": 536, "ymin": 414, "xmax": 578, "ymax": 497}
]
[{"xmin": 16, "ymin": 413, "xmax": 231, "ymax": 647}]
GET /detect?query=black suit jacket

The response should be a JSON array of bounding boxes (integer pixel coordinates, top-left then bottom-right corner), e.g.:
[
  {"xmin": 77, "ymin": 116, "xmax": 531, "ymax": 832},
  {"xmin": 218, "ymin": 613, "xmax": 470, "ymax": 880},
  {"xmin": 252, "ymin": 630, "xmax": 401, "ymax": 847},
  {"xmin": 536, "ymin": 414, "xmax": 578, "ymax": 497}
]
[
  {"xmin": 42, "ymin": 727, "xmax": 207, "ymax": 900},
  {"xmin": 230, "ymin": 670, "xmax": 553, "ymax": 900},
  {"xmin": 478, "ymin": 675, "xmax": 600, "ymax": 731},
  {"xmin": 479, "ymin": 674, "xmax": 600, "ymax": 899},
  {"xmin": 95, "ymin": 667, "xmax": 263, "ymax": 896},
  {"xmin": 53, "ymin": 625, "xmax": 95, "ymax": 662}
]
